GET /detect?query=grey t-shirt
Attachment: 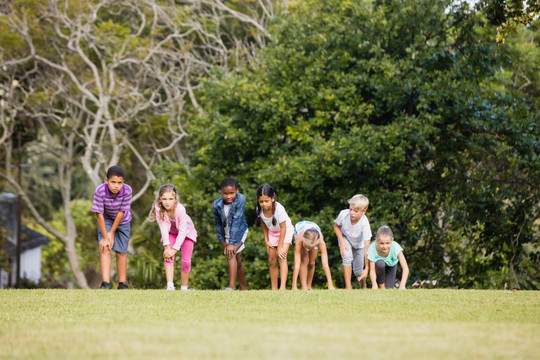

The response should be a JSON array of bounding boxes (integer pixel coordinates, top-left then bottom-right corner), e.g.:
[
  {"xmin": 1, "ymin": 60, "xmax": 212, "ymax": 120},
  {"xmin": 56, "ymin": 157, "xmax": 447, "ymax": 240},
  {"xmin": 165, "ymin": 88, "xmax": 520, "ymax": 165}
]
[{"xmin": 334, "ymin": 209, "xmax": 372, "ymax": 248}]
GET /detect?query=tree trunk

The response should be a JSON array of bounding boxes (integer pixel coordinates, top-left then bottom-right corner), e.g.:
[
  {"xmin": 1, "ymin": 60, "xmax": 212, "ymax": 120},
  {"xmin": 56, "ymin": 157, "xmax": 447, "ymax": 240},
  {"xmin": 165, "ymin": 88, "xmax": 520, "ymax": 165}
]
[{"xmin": 64, "ymin": 236, "xmax": 90, "ymax": 289}]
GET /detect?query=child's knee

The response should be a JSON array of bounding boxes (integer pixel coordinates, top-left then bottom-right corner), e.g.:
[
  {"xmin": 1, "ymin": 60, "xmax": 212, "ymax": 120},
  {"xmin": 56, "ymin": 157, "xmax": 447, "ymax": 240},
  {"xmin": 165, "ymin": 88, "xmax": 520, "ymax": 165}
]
[
  {"xmin": 341, "ymin": 254, "xmax": 353, "ymax": 267},
  {"xmin": 164, "ymin": 256, "xmax": 175, "ymax": 267},
  {"xmin": 375, "ymin": 259, "xmax": 386, "ymax": 271},
  {"xmin": 181, "ymin": 259, "xmax": 191, "ymax": 273},
  {"xmin": 268, "ymin": 256, "xmax": 278, "ymax": 267}
]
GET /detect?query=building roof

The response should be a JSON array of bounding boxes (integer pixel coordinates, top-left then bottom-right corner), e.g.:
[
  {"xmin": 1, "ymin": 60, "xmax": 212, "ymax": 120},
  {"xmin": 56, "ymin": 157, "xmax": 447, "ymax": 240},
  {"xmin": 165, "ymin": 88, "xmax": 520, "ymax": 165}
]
[{"xmin": 3, "ymin": 226, "xmax": 51, "ymax": 255}]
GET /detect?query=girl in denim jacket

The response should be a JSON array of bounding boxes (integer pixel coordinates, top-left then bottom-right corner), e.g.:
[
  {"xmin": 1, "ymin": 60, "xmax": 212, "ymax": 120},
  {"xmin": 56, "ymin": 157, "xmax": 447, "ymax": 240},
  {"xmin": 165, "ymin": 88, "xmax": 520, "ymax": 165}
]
[{"xmin": 213, "ymin": 177, "xmax": 249, "ymax": 290}]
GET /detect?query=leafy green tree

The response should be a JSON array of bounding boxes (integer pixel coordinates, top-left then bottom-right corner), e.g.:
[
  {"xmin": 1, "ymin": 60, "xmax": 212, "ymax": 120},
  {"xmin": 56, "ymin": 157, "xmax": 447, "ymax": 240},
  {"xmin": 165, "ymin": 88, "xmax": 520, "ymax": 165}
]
[
  {"xmin": 477, "ymin": 0, "xmax": 540, "ymax": 43},
  {"xmin": 0, "ymin": 0, "xmax": 272, "ymax": 288},
  {"xmin": 177, "ymin": 0, "xmax": 539, "ymax": 289}
]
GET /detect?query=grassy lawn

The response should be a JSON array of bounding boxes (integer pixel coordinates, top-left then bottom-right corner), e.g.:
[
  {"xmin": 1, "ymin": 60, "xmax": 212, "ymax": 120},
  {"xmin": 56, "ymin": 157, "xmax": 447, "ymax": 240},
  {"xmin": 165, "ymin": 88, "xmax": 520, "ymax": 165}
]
[{"xmin": 1, "ymin": 289, "xmax": 539, "ymax": 359}]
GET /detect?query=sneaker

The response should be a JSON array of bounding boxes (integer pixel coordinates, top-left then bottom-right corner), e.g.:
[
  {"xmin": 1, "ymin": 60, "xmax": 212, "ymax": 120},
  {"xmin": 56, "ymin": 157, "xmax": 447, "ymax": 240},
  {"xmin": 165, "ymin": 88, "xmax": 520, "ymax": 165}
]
[
  {"xmin": 117, "ymin": 282, "xmax": 129, "ymax": 290},
  {"xmin": 181, "ymin": 287, "xmax": 196, "ymax": 291},
  {"xmin": 166, "ymin": 284, "xmax": 176, "ymax": 291},
  {"xmin": 100, "ymin": 281, "xmax": 112, "ymax": 290},
  {"xmin": 225, "ymin": 287, "xmax": 234, "ymax": 291}
]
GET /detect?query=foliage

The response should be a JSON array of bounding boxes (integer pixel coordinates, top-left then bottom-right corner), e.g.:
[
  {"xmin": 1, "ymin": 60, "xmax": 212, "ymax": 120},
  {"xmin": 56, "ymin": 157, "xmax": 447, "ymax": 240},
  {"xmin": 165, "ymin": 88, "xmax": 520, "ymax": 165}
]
[
  {"xmin": 38, "ymin": 199, "xmax": 101, "ymax": 287},
  {"xmin": 0, "ymin": 0, "xmax": 273, "ymax": 288},
  {"xmin": 477, "ymin": 0, "xmax": 540, "ymax": 43},
  {"xmin": 174, "ymin": 0, "xmax": 540, "ymax": 289}
]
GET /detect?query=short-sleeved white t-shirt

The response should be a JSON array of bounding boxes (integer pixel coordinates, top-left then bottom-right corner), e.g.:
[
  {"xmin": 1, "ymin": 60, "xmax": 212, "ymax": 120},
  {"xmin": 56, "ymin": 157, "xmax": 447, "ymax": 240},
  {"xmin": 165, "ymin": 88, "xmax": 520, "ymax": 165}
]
[
  {"xmin": 334, "ymin": 209, "xmax": 372, "ymax": 248},
  {"xmin": 260, "ymin": 202, "xmax": 292, "ymax": 232},
  {"xmin": 223, "ymin": 204, "xmax": 231, "ymax": 240}
]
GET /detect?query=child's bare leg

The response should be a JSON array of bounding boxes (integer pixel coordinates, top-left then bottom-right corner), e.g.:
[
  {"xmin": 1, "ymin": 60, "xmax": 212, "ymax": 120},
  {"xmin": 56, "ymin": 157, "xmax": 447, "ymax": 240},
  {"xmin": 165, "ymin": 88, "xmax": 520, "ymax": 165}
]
[
  {"xmin": 268, "ymin": 247, "xmax": 278, "ymax": 290},
  {"xmin": 278, "ymin": 257, "xmax": 288, "ymax": 290},
  {"xmin": 165, "ymin": 265, "xmax": 174, "ymax": 283},
  {"xmin": 236, "ymin": 254, "xmax": 248, "ymax": 290},
  {"xmin": 278, "ymin": 243, "xmax": 290, "ymax": 290},
  {"xmin": 299, "ymin": 251, "xmax": 309, "ymax": 289},
  {"xmin": 343, "ymin": 265, "xmax": 352, "ymax": 289},
  {"xmin": 116, "ymin": 252, "xmax": 127, "ymax": 283},
  {"xmin": 180, "ymin": 271, "xmax": 189, "ymax": 287},
  {"xmin": 100, "ymin": 249, "xmax": 111, "ymax": 282},
  {"xmin": 379, "ymin": 283, "xmax": 386, "ymax": 289},
  {"xmin": 358, "ymin": 276, "xmax": 367, "ymax": 289},
  {"xmin": 228, "ymin": 256, "xmax": 238, "ymax": 289},
  {"xmin": 306, "ymin": 249, "xmax": 318, "ymax": 290}
]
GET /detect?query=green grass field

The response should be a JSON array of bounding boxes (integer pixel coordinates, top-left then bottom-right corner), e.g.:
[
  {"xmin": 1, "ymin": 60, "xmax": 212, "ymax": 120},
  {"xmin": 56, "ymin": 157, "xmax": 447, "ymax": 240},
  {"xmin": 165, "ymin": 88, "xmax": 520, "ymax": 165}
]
[{"xmin": 1, "ymin": 289, "xmax": 539, "ymax": 359}]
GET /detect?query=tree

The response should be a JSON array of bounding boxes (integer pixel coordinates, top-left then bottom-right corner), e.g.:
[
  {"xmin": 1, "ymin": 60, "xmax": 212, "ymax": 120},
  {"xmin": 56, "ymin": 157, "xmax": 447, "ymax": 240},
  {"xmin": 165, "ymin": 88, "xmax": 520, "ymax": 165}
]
[
  {"xmin": 477, "ymin": 0, "xmax": 540, "ymax": 43},
  {"xmin": 178, "ymin": 0, "xmax": 539, "ymax": 289},
  {"xmin": 0, "ymin": 0, "xmax": 271, "ymax": 288}
]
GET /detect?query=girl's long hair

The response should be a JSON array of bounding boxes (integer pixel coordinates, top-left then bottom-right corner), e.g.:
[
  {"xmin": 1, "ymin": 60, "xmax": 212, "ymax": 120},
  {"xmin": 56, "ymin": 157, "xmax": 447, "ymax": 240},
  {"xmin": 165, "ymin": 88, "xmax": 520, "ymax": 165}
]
[
  {"xmin": 147, "ymin": 184, "xmax": 179, "ymax": 222},
  {"xmin": 256, "ymin": 184, "xmax": 277, "ymax": 226},
  {"xmin": 303, "ymin": 229, "xmax": 321, "ymax": 248}
]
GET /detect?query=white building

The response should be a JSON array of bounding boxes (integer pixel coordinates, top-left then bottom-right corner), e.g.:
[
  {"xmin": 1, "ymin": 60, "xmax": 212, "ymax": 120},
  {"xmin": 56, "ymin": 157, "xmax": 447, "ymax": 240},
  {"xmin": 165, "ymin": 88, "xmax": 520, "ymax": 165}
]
[{"xmin": 0, "ymin": 192, "xmax": 50, "ymax": 288}]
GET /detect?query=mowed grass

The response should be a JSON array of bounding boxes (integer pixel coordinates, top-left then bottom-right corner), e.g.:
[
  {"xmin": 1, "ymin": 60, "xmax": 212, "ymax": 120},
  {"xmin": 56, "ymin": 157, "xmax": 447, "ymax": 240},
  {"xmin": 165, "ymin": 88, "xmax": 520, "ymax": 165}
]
[{"xmin": 1, "ymin": 289, "xmax": 539, "ymax": 360}]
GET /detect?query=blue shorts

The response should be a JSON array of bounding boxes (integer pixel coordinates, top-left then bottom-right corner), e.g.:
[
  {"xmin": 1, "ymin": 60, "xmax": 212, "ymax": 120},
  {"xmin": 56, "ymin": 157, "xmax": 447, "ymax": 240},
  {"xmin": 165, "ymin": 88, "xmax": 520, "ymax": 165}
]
[{"xmin": 97, "ymin": 220, "xmax": 131, "ymax": 253}]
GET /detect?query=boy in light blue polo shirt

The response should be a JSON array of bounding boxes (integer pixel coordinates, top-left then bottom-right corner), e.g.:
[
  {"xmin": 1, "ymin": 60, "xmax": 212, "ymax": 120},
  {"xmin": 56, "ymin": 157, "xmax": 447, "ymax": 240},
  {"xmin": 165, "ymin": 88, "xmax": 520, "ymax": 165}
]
[{"xmin": 91, "ymin": 166, "xmax": 132, "ymax": 290}]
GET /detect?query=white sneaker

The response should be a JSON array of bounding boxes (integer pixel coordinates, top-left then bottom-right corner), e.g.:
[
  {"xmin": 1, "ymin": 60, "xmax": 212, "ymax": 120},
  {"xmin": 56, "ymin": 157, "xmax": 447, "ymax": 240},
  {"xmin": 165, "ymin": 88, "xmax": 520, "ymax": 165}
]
[{"xmin": 166, "ymin": 284, "xmax": 175, "ymax": 291}]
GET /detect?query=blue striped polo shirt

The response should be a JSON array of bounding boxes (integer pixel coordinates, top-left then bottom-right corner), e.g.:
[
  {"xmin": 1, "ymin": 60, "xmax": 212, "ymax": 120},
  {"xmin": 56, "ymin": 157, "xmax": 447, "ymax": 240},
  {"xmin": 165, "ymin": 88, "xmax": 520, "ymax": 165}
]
[{"xmin": 91, "ymin": 183, "xmax": 132, "ymax": 224}]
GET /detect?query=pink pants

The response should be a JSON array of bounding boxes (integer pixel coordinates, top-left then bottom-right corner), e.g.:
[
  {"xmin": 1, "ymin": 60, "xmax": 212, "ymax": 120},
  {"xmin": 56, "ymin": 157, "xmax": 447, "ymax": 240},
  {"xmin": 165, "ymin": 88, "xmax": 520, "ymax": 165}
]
[{"xmin": 164, "ymin": 233, "xmax": 195, "ymax": 273}]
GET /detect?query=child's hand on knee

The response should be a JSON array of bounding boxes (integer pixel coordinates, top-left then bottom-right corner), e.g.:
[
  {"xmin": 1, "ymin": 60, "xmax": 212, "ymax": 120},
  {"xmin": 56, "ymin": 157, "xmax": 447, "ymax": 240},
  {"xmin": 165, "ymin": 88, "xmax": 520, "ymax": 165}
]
[
  {"xmin": 225, "ymin": 244, "xmax": 236, "ymax": 259},
  {"xmin": 164, "ymin": 248, "xmax": 177, "ymax": 259},
  {"xmin": 100, "ymin": 237, "xmax": 111, "ymax": 253},
  {"xmin": 106, "ymin": 231, "xmax": 115, "ymax": 249},
  {"xmin": 278, "ymin": 246, "xmax": 287, "ymax": 259},
  {"xmin": 339, "ymin": 244, "xmax": 348, "ymax": 258}
]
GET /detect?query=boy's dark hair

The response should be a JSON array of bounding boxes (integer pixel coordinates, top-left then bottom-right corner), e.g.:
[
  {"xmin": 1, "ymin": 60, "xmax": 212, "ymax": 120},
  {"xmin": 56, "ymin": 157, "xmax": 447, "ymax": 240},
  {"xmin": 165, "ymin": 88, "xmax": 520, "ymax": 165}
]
[
  {"xmin": 220, "ymin": 177, "xmax": 239, "ymax": 190},
  {"xmin": 106, "ymin": 166, "xmax": 126, "ymax": 179}
]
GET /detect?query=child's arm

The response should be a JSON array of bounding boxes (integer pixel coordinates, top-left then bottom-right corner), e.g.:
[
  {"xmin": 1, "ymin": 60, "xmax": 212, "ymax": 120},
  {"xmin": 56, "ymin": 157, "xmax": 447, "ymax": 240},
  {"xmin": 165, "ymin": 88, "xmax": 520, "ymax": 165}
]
[
  {"xmin": 398, "ymin": 252, "xmax": 409, "ymax": 290},
  {"xmin": 319, "ymin": 239, "xmax": 335, "ymax": 290},
  {"xmin": 291, "ymin": 233, "xmax": 303, "ymax": 290},
  {"xmin": 277, "ymin": 221, "xmax": 287, "ymax": 259},
  {"xmin": 261, "ymin": 221, "xmax": 270, "ymax": 254},
  {"xmin": 334, "ymin": 223, "xmax": 348, "ymax": 258},
  {"xmin": 361, "ymin": 239, "xmax": 371, "ymax": 280},
  {"xmin": 228, "ymin": 194, "xmax": 246, "ymax": 244},
  {"xmin": 227, "ymin": 197, "xmax": 246, "ymax": 259},
  {"xmin": 369, "ymin": 260, "xmax": 378, "ymax": 289},
  {"xmin": 96, "ymin": 213, "xmax": 110, "ymax": 252},
  {"xmin": 221, "ymin": 242, "xmax": 234, "ymax": 260},
  {"xmin": 106, "ymin": 211, "xmax": 125, "ymax": 250},
  {"xmin": 225, "ymin": 243, "xmax": 237, "ymax": 260},
  {"xmin": 212, "ymin": 204, "xmax": 226, "ymax": 243}
]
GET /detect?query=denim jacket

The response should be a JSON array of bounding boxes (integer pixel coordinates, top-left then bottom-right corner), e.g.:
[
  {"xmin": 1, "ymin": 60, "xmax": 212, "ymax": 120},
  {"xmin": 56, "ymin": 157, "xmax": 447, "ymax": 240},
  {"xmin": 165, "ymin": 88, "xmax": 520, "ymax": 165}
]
[{"xmin": 213, "ymin": 193, "xmax": 248, "ymax": 246}]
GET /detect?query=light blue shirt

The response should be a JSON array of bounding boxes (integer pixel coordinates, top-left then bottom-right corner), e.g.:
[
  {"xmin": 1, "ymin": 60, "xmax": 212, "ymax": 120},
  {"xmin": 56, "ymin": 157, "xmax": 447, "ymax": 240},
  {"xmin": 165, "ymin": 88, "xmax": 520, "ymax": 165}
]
[
  {"xmin": 294, "ymin": 221, "xmax": 321, "ymax": 235},
  {"xmin": 367, "ymin": 241, "xmax": 403, "ymax": 267}
]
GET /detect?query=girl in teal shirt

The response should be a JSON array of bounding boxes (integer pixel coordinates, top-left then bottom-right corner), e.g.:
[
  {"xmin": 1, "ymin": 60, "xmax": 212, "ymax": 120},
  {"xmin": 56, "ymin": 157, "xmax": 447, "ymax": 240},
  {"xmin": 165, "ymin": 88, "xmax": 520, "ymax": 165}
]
[{"xmin": 367, "ymin": 226, "xmax": 409, "ymax": 290}]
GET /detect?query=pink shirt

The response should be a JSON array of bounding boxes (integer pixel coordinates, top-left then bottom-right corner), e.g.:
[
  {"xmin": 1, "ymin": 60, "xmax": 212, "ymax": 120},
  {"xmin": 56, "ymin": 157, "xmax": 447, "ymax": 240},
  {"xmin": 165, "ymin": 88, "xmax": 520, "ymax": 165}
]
[{"xmin": 154, "ymin": 202, "xmax": 197, "ymax": 251}]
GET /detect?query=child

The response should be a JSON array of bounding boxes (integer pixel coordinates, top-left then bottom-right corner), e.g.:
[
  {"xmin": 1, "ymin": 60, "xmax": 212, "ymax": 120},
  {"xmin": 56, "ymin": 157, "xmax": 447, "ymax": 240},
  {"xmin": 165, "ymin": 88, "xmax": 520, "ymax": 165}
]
[
  {"xmin": 291, "ymin": 221, "xmax": 334, "ymax": 290},
  {"xmin": 256, "ymin": 184, "xmax": 294, "ymax": 290},
  {"xmin": 368, "ymin": 225, "xmax": 409, "ymax": 290},
  {"xmin": 212, "ymin": 177, "xmax": 248, "ymax": 290},
  {"xmin": 148, "ymin": 184, "xmax": 197, "ymax": 291},
  {"xmin": 91, "ymin": 166, "xmax": 132, "ymax": 290},
  {"xmin": 334, "ymin": 194, "xmax": 372, "ymax": 290}
]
